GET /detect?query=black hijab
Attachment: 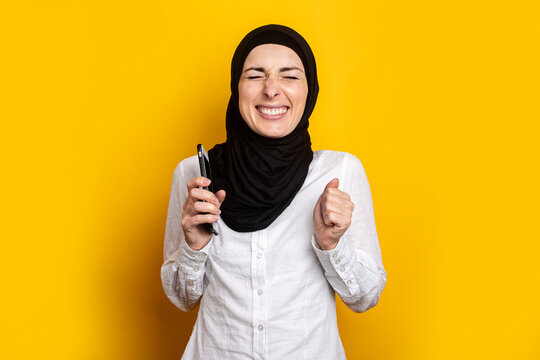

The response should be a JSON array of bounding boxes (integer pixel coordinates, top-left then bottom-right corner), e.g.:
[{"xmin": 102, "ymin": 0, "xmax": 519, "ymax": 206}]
[{"xmin": 208, "ymin": 24, "xmax": 319, "ymax": 232}]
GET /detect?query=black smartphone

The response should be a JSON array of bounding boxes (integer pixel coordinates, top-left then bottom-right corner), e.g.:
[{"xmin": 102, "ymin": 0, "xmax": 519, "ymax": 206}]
[{"xmin": 197, "ymin": 144, "xmax": 219, "ymax": 236}]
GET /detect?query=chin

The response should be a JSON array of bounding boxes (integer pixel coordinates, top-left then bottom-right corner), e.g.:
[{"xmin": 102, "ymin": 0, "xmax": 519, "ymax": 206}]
[{"xmin": 256, "ymin": 126, "xmax": 290, "ymax": 139}]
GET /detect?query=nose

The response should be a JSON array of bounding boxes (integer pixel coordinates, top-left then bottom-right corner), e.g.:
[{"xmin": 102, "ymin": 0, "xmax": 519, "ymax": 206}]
[{"xmin": 263, "ymin": 75, "xmax": 280, "ymax": 98}]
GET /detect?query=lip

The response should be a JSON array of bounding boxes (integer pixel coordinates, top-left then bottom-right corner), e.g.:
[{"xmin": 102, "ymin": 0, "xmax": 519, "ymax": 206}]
[
  {"xmin": 256, "ymin": 104, "xmax": 289, "ymax": 108},
  {"xmin": 256, "ymin": 106, "xmax": 289, "ymax": 120}
]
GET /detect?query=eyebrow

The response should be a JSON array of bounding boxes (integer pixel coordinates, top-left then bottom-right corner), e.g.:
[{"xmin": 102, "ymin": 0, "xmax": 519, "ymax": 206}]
[{"xmin": 243, "ymin": 66, "xmax": 304, "ymax": 73}]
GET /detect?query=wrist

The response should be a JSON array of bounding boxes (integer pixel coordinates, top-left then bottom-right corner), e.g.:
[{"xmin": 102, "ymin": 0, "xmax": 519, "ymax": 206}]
[
  {"xmin": 185, "ymin": 233, "xmax": 213, "ymax": 251},
  {"xmin": 314, "ymin": 234, "xmax": 339, "ymax": 251}
]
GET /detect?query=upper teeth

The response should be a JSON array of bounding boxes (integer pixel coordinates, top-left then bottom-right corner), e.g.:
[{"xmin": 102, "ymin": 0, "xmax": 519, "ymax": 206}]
[{"xmin": 258, "ymin": 106, "xmax": 288, "ymax": 115}]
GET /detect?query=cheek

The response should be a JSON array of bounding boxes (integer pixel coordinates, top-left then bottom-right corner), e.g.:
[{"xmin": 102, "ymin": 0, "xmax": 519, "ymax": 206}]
[
  {"xmin": 238, "ymin": 85, "xmax": 258, "ymax": 109},
  {"xmin": 288, "ymin": 83, "xmax": 308, "ymax": 106},
  {"xmin": 238, "ymin": 87, "xmax": 259, "ymax": 126},
  {"xmin": 293, "ymin": 88, "xmax": 308, "ymax": 113},
  {"xmin": 238, "ymin": 88, "xmax": 250, "ymax": 113}
]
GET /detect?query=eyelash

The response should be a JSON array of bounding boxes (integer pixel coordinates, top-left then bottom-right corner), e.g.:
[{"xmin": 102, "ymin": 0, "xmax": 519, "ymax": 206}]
[{"xmin": 247, "ymin": 76, "xmax": 298, "ymax": 80}]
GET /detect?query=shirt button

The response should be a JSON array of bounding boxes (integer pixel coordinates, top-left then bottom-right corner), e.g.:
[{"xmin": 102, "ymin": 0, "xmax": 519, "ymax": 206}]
[
  {"xmin": 332, "ymin": 253, "xmax": 337, "ymax": 258},
  {"xmin": 258, "ymin": 325, "xmax": 264, "ymax": 331},
  {"xmin": 257, "ymin": 253, "xmax": 263, "ymax": 259},
  {"xmin": 340, "ymin": 267, "xmax": 345, "ymax": 272},
  {"xmin": 346, "ymin": 280, "xmax": 352, "ymax": 285},
  {"xmin": 188, "ymin": 280, "xmax": 194, "ymax": 286},
  {"xmin": 193, "ymin": 266, "xmax": 199, "ymax": 272},
  {"xmin": 335, "ymin": 259, "xmax": 340, "ymax": 264},
  {"xmin": 257, "ymin": 289, "xmax": 263, "ymax": 295}
]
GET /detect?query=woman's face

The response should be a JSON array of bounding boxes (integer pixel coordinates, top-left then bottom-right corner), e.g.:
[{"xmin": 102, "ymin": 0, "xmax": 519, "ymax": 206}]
[{"xmin": 238, "ymin": 44, "xmax": 308, "ymax": 138}]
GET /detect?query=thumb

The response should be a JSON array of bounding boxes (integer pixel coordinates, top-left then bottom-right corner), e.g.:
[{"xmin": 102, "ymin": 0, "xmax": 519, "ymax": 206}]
[
  {"xmin": 325, "ymin": 178, "xmax": 339, "ymax": 190},
  {"xmin": 215, "ymin": 190, "xmax": 226, "ymax": 205}
]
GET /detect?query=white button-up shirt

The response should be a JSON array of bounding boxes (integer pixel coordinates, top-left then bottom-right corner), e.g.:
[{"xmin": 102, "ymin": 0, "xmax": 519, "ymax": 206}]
[{"xmin": 161, "ymin": 150, "xmax": 387, "ymax": 360}]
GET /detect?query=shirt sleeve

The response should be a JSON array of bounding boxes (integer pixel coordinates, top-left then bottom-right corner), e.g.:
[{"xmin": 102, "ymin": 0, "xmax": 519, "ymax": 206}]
[
  {"xmin": 311, "ymin": 153, "xmax": 387, "ymax": 313},
  {"xmin": 160, "ymin": 160, "xmax": 212, "ymax": 312}
]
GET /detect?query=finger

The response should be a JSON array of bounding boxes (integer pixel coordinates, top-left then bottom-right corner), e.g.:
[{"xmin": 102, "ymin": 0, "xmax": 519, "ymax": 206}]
[
  {"xmin": 321, "ymin": 197, "xmax": 353, "ymax": 221},
  {"xmin": 182, "ymin": 213, "xmax": 219, "ymax": 230},
  {"xmin": 193, "ymin": 201, "xmax": 221, "ymax": 215},
  {"xmin": 187, "ymin": 176, "xmax": 211, "ymax": 191},
  {"xmin": 189, "ymin": 187, "xmax": 219, "ymax": 204},
  {"xmin": 323, "ymin": 196, "xmax": 355, "ymax": 215},
  {"xmin": 184, "ymin": 177, "xmax": 211, "ymax": 210},
  {"xmin": 325, "ymin": 187, "xmax": 351, "ymax": 201},
  {"xmin": 321, "ymin": 199, "xmax": 335, "ymax": 226},
  {"xmin": 191, "ymin": 213, "xmax": 219, "ymax": 225},
  {"xmin": 322, "ymin": 207, "xmax": 336, "ymax": 226},
  {"xmin": 215, "ymin": 190, "xmax": 226, "ymax": 206},
  {"xmin": 323, "ymin": 210, "xmax": 350, "ymax": 229}
]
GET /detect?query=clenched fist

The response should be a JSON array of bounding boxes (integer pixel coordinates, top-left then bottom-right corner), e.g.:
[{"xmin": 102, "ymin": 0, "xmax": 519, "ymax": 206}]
[{"xmin": 313, "ymin": 178, "xmax": 354, "ymax": 250}]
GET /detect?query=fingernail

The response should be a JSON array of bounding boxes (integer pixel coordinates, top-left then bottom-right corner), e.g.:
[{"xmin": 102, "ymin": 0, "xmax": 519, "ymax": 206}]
[{"xmin": 204, "ymin": 178, "xmax": 211, "ymax": 185}]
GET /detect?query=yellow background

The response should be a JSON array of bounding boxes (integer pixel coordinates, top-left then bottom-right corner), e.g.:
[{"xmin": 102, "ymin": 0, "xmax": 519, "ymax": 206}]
[{"xmin": 1, "ymin": 0, "xmax": 539, "ymax": 359}]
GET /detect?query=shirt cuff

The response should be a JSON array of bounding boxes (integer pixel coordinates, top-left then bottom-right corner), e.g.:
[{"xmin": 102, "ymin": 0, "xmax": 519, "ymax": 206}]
[
  {"xmin": 175, "ymin": 237, "xmax": 213, "ymax": 275},
  {"xmin": 311, "ymin": 235, "xmax": 356, "ymax": 277}
]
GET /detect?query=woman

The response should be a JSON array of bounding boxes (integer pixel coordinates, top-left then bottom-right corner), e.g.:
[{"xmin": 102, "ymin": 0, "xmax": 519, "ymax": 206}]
[{"xmin": 161, "ymin": 24, "xmax": 387, "ymax": 359}]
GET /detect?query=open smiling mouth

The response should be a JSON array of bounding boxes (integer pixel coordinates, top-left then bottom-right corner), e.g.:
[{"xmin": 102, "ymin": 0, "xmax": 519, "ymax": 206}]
[{"xmin": 256, "ymin": 106, "xmax": 289, "ymax": 119}]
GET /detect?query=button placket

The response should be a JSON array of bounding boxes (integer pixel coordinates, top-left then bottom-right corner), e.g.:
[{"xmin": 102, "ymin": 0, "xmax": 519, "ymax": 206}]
[{"xmin": 251, "ymin": 231, "xmax": 268, "ymax": 357}]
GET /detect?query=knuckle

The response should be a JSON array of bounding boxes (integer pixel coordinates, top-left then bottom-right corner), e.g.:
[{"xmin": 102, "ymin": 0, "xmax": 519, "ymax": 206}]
[
  {"xmin": 181, "ymin": 217, "xmax": 189, "ymax": 228},
  {"xmin": 193, "ymin": 214, "xmax": 204, "ymax": 224},
  {"xmin": 325, "ymin": 203, "xmax": 334, "ymax": 213},
  {"xmin": 322, "ymin": 195, "xmax": 330, "ymax": 204}
]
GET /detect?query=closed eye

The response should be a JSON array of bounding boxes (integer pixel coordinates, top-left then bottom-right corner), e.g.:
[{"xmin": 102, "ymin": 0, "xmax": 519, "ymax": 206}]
[{"xmin": 246, "ymin": 76, "xmax": 298, "ymax": 80}]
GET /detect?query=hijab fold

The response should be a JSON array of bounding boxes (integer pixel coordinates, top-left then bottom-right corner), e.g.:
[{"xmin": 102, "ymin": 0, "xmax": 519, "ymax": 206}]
[{"xmin": 208, "ymin": 24, "xmax": 319, "ymax": 232}]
